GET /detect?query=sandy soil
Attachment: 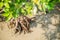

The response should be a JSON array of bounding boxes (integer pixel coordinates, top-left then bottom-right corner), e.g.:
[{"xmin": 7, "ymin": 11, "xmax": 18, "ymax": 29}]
[
  {"xmin": 0, "ymin": 13, "xmax": 60, "ymax": 40},
  {"xmin": 0, "ymin": 22, "xmax": 47, "ymax": 40}
]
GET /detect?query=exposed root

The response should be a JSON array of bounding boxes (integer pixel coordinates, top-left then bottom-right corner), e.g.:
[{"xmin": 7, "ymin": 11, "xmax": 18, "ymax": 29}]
[{"xmin": 9, "ymin": 16, "xmax": 35, "ymax": 34}]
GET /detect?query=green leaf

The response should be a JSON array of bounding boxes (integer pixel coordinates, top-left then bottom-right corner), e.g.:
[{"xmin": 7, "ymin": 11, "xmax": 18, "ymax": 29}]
[
  {"xmin": 6, "ymin": 12, "xmax": 13, "ymax": 21},
  {"xmin": 4, "ymin": 3, "xmax": 10, "ymax": 8},
  {"xmin": 2, "ymin": 12, "xmax": 9, "ymax": 17},
  {"xmin": 12, "ymin": 9, "xmax": 19, "ymax": 18},
  {"xmin": 4, "ymin": 0, "xmax": 10, "ymax": 3},
  {"xmin": 47, "ymin": 3, "xmax": 54, "ymax": 10},
  {"xmin": 3, "ymin": 8, "xmax": 9, "ymax": 12},
  {"xmin": 0, "ymin": 2, "xmax": 3, "ymax": 8}
]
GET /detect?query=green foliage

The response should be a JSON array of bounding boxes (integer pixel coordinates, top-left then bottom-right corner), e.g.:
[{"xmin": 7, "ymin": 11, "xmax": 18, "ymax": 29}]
[
  {"xmin": 0, "ymin": 0, "xmax": 33, "ymax": 21},
  {"xmin": 32, "ymin": 0, "xmax": 60, "ymax": 13},
  {"xmin": 0, "ymin": 0, "xmax": 60, "ymax": 21},
  {"xmin": 0, "ymin": 2, "xmax": 4, "ymax": 8}
]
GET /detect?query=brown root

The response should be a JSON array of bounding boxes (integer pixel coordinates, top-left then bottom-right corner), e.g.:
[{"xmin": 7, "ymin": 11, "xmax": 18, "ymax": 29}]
[{"xmin": 8, "ymin": 16, "xmax": 35, "ymax": 34}]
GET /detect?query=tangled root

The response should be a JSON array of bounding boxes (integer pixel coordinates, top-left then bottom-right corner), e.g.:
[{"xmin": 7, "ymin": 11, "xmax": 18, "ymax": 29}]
[{"xmin": 8, "ymin": 16, "xmax": 35, "ymax": 34}]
